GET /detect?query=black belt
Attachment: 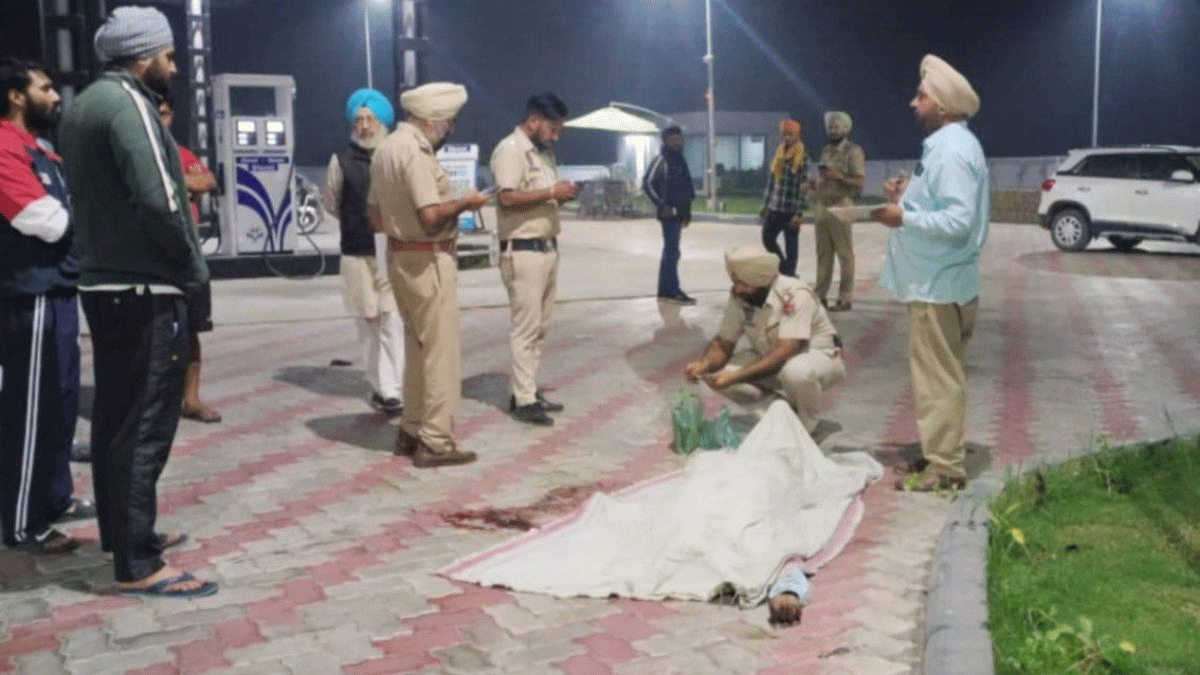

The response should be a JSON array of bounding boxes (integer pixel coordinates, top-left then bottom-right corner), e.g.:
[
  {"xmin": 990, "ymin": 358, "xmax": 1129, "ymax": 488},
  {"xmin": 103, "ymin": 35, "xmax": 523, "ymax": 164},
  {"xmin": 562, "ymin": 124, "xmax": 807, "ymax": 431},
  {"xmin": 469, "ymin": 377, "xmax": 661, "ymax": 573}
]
[
  {"xmin": 500, "ymin": 238, "xmax": 557, "ymax": 253},
  {"xmin": 832, "ymin": 335, "xmax": 843, "ymax": 349}
]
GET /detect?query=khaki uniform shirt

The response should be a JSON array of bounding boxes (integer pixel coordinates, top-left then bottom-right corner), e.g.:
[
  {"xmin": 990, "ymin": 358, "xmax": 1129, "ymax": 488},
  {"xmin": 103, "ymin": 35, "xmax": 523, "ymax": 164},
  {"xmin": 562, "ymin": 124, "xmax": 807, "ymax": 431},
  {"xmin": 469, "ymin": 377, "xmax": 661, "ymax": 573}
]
[
  {"xmin": 717, "ymin": 276, "xmax": 840, "ymax": 356},
  {"xmin": 816, "ymin": 140, "xmax": 866, "ymax": 207},
  {"xmin": 491, "ymin": 126, "xmax": 561, "ymax": 240},
  {"xmin": 367, "ymin": 122, "xmax": 455, "ymax": 242}
]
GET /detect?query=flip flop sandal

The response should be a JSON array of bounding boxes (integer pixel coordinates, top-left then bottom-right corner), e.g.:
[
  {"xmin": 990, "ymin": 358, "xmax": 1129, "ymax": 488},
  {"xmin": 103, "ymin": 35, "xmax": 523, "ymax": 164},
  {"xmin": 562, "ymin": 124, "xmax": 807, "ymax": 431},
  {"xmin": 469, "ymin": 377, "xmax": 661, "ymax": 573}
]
[
  {"xmin": 894, "ymin": 458, "xmax": 930, "ymax": 476},
  {"xmin": 182, "ymin": 406, "xmax": 222, "ymax": 423},
  {"xmin": 120, "ymin": 572, "xmax": 218, "ymax": 598},
  {"xmin": 20, "ymin": 529, "xmax": 79, "ymax": 555},
  {"xmin": 157, "ymin": 533, "xmax": 189, "ymax": 550},
  {"xmin": 55, "ymin": 497, "xmax": 97, "ymax": 523}
]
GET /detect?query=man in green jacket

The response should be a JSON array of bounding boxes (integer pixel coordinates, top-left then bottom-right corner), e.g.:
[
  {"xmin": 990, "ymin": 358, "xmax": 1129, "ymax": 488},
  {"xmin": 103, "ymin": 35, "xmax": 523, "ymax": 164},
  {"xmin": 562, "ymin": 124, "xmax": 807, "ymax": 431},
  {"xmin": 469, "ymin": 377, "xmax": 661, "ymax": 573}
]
[{"xmin": 58, "ymin": 6, "xmax": 215, "ymax": 598}]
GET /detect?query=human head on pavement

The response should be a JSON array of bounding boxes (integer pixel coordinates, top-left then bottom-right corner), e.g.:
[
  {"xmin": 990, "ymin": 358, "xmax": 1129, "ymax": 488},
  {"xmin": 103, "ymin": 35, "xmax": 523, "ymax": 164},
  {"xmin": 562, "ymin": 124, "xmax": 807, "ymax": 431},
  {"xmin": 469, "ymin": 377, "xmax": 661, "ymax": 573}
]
[
  {"xmin": 824, "ymin": 111, "xmax": 852, "ymax": 143},
  {"xmin": 345, "ymin": 88, "xmax": 394, "ymax": 150},
  {"xmin": 521, "ymin": 92, "xmax": 568, "ymax": 151},
  {"xmin": 725, "ymin": 246, "xmax": 780, "ymax": 305},
  {"xmin": 911, "ymin": 54, "xmax": 979, "ymax": 134},
  {"xmin": 400, "ymin": 81, "xmax": 467, "ymax": 150},
  {"xmin": 661, "ymin": 125, "xmax": 684, "ymax": 153},
  {"xmin": 94, "ymin": 6, "xmax": 177, "ymax": 97},
  {"xmin": 1, "ymin": 57, "xmax": 62, "ymax": 134}
]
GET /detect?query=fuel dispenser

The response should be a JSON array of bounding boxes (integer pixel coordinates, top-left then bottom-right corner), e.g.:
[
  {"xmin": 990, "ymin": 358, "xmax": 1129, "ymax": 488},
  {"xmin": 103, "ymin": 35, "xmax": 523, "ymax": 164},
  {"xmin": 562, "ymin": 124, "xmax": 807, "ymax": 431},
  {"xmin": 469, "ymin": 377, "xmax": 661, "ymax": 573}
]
[{"xmin": 211, "ymin": 74, "xmax": 298, "ymax": 256}]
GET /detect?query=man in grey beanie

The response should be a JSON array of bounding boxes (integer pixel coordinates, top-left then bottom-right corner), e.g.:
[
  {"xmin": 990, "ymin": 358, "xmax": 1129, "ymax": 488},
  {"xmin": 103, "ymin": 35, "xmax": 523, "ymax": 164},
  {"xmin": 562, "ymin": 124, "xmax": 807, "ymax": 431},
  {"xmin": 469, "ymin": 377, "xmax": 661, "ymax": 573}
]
[{"xmin": 58, "ymin": 5, "xmax": 216, "ymax": 598}]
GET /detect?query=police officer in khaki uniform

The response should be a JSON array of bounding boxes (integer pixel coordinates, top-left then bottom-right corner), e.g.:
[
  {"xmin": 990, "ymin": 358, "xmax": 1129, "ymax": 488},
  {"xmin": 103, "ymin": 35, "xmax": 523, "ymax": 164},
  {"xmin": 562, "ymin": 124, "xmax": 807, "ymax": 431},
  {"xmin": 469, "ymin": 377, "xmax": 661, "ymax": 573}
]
[
  {"xmin": 684, "ymin": 246, "xmax": 846, "ymax": 435},
  {"xmin": 812, "ymin": 111, "xmax": 866, "ymax": 312},
  {"xmin": 490, "ymin": 93, "xmax": 578, "ymax": 426},
  {"xmin": 367, "ymin": 82, "xmax": 488, "ymax": 468}
]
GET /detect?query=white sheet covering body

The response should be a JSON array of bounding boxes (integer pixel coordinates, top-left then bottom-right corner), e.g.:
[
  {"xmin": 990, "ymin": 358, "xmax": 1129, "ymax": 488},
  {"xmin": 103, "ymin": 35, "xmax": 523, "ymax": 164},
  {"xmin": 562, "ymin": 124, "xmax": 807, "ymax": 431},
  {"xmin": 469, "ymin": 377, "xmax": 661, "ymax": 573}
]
[{"xmin": 441, "ymin": 400, "xmax": 883, "ymax": 607}]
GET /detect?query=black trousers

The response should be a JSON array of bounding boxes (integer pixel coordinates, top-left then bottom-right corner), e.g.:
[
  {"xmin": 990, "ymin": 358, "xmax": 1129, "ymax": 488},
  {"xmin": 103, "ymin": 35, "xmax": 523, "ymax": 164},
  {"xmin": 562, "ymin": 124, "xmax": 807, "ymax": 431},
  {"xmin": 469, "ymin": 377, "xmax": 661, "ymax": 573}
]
[
  {"xmin": 0, "ymin": 293, "xmax": 75, "ymax": 546},
  {"xmin": 50, "ymin": 297, "xmax": 79, "ymax": 518},
  {"xmin": 81, "ymin": 289, "xmax": 189, "ymax": 582},
  {"xmin": 761, "ymin": 210, "xmax": 799, "ymax": 277}
]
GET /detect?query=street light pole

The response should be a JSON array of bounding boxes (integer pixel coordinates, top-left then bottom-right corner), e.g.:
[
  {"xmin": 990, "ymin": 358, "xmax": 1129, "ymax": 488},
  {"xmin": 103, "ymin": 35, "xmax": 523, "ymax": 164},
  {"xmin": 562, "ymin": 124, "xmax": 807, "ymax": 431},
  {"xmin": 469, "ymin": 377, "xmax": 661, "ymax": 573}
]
[
  {"xmin": 1091, "ymin": 0, "xmax": 1102, "ymax": 147},
  {"xmin": 364, "ymin": 3, "xmax": 374, "ymax": 89},
  {"xmin": 704, "ymin": 0, "xmax": 718, "ymax": 211}
]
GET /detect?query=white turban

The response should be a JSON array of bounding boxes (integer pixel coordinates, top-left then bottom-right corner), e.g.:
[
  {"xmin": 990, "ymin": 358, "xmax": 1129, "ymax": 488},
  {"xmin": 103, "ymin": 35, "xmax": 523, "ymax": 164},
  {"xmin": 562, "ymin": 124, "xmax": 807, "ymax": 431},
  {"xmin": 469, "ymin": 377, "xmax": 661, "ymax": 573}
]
[
  {"xmin": 824, "ymin": 111, "xmax": 853, "ymax": 133},
  {"xmin": 94, "ymin": 6, "xmax": 174, "ymax": 63},
  {"xmin": 400, "ymin": 82, "xmax": 468, "ymax": 122},
  {"xmin": 725, "ymin": 246, "xmax": 779, "ymax": 288},
  {"xmin": 920, "ymin": 54, "xmax": 980, "ymax": 119}
]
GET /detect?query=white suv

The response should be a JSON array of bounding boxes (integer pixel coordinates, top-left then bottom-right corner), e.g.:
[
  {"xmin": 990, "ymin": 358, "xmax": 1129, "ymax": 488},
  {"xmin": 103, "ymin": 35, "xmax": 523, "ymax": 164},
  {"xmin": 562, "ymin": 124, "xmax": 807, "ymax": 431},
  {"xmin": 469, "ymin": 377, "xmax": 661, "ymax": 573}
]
[{"xmin": 1038, "ymin": 146, "xmax": 1200, "ymax": 251}]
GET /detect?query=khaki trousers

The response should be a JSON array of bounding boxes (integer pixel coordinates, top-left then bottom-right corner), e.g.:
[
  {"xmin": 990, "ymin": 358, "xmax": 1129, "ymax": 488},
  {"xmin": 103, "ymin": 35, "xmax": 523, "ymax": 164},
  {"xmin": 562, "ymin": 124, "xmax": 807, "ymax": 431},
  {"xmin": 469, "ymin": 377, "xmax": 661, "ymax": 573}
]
[
  {"xmin": 387, "ymin": 249, "xmax": 460, "ymax": 454},
  {"xmin": 908, "ymin": 299, "xmax": 979, "ymax": 479},
  {"xmin": 717, "ymin": 349, "xmax": 846, "ymax": 432},
  {"xmin": 499, "ymin": 249, "xmax": 559, "ymax": 406},
  {"xmin": 813, "ymin": 210, "xmax": 855, "ymax": 303}
]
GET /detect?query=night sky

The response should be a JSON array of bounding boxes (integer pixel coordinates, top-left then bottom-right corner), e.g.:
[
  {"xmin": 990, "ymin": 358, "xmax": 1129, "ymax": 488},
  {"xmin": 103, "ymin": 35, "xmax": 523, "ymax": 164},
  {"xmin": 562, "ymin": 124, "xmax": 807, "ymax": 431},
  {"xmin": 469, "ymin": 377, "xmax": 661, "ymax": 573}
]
[{"xmin": 3, "ymin": 0, "xmax": 1198, "ymax": 165}]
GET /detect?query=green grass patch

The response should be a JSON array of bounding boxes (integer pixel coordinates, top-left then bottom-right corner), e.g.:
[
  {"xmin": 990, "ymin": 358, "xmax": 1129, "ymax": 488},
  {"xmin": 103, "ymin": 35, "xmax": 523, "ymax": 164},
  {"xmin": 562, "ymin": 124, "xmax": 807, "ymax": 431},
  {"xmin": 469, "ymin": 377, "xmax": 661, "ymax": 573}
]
[{"xmin": 988, "ymin": 437, "xmax": 1200, "ymax": 674}]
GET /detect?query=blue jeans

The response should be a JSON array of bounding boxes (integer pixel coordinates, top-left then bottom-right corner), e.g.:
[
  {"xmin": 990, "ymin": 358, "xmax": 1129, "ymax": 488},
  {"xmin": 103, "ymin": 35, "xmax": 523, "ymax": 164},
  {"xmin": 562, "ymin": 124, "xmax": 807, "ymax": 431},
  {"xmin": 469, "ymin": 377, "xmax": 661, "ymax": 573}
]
[
  {"xmin": 762, "ymin": 210, "xmax": 798, "ymax": 277},
  {"xmin": 658, "ymin": 217, "xmax": 683, "ymax": 297}
]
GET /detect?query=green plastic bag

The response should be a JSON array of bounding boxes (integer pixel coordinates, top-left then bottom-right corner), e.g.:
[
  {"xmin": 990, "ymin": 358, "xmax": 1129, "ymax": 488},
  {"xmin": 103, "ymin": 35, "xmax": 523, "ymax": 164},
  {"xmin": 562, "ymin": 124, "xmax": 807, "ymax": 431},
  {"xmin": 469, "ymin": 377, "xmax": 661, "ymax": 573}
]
[{"xmin": 671, "ymin": 389, "xmax": 742, "ymax": 455}]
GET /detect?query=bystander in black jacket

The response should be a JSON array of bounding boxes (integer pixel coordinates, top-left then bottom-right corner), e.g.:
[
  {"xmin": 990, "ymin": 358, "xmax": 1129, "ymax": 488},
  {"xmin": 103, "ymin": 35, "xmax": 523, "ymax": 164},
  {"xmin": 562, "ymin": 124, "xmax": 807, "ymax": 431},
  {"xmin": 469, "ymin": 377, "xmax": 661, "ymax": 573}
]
[{"xmin": 643, "ymin": 144, "xmax": 696, "ymax": 222}]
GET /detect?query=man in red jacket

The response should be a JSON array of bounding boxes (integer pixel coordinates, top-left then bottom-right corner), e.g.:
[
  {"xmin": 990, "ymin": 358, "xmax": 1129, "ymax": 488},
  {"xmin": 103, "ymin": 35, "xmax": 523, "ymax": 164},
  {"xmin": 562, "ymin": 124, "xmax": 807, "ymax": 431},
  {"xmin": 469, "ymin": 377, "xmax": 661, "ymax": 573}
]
[{"xmin": 158, "ymin": 94, "xmax": 221, "ymax": 424}]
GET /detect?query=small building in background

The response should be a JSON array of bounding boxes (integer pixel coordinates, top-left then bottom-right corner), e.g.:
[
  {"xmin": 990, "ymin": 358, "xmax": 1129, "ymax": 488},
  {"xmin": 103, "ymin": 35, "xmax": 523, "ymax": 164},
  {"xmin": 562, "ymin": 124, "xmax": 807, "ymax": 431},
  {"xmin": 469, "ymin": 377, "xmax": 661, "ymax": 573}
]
[{"xmin": 613, "ymin": 110, "xmax": 791, "ymax": 197}]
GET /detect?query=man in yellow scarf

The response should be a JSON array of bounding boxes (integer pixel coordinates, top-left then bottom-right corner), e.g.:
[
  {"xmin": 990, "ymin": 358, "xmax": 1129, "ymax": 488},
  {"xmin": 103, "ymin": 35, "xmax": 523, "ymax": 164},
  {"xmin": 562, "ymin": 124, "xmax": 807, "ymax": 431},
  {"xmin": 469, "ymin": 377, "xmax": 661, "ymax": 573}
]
[{"xmin": 759, "ymin": 117, "xmax": 808, "ymax": 276}]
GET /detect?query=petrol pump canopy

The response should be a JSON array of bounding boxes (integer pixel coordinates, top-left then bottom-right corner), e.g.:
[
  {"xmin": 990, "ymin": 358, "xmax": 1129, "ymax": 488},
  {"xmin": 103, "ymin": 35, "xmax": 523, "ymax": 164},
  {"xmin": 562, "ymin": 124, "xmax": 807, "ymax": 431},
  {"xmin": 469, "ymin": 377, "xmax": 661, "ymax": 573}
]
[{"xmin": 564, "ymin": 106, "xmax": 661, "ymax": 134}]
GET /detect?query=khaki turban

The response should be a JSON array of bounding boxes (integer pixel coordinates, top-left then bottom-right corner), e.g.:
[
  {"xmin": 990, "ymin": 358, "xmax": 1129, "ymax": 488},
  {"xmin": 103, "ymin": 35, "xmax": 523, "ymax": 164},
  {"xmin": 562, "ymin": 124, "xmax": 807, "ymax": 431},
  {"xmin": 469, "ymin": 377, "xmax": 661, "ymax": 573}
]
[
  {"xmin": 725, "ymin": 246, "xmax": 780, "ymax": 288},
  {"xmin": 824, "ymin": 111, "xmax": 852, "ymax": 133},
  {"xmin": 920, "ymin": 54, "xmax": 980, "ymax": 119},
  {"xmin": 400, "ymin": 82, "xmax": 468, "ymax": 122}
]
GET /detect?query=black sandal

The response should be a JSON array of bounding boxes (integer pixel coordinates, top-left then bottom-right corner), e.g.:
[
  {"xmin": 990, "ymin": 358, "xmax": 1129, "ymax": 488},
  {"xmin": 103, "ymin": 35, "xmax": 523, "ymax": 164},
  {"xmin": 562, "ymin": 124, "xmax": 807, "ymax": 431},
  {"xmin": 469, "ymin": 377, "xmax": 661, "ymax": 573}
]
[
  {"xmin": 157, "ymin": 533, "xmax": 189, "ymax": 550},
  {"xmin": 19, "ymin": 528, "xmax": 79, "ymax": 555}
]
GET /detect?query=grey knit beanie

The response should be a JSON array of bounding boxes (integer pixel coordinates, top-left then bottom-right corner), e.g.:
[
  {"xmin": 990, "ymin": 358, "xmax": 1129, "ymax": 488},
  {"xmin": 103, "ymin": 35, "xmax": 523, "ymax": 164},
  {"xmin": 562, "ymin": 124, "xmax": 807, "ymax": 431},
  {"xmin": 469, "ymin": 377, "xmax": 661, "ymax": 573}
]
[{"xmin": 94, "ymin": 6, "xmax": 174, "ymax": 63}]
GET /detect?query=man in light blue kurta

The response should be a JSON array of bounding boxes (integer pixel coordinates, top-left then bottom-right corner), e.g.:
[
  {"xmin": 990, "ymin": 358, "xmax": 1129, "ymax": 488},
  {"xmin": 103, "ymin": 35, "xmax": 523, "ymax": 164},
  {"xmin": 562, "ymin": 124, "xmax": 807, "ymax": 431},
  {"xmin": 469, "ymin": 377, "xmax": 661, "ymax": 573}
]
[{"xmin": 873, "ymin": 54, "xmax": 989, "ymax": 491}]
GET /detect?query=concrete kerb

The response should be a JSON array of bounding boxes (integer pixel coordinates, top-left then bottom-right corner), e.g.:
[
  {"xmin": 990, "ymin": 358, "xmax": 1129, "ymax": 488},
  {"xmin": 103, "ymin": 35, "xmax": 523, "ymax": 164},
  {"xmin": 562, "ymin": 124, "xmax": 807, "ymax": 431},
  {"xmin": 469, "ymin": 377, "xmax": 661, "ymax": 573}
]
[
  {"xmin": 921, "ymin": 472, "xmax": 1003, "ymax": 675},
  {"xmin": 921, "ymin": 437, "xmax": 1179, "ymax": 675}
]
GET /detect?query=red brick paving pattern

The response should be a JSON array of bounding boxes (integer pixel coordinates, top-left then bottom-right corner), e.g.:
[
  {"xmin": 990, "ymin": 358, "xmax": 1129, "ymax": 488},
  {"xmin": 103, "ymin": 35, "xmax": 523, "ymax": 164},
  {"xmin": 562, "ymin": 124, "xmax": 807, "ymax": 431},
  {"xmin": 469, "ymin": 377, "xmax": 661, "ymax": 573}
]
[{"xmin": 2, "ymin": 227, "xmax": 1197, "ymax": 675}]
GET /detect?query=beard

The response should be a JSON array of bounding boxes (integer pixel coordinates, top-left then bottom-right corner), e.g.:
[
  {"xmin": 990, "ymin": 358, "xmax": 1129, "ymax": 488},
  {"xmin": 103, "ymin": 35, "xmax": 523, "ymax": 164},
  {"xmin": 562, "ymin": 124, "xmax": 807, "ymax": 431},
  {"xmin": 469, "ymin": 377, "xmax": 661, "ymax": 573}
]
[
  {"xmin": 353, "ymin": 128, "xmax": 387, "ymax": 150},
  {"xmin": 827, "ymin": 133, "xmax": 845, "ymax": 144},
  {"xmin": 142, "ymin": 62, "xmax": 172, "ymax": 97},
  {"xmin": 428, "ymin": 122, "xmax": 453, "ymax": 151},
  {"xmin": 27, "ymin": 100, "xmax": 61, "ymax": 134},
  {"xmin": 733, "ymin": 287, "xmax": 771, "ymax": 307},
  {"xmin": 916, "ymin": 109, "xmax": 941, "ymax": 134}
]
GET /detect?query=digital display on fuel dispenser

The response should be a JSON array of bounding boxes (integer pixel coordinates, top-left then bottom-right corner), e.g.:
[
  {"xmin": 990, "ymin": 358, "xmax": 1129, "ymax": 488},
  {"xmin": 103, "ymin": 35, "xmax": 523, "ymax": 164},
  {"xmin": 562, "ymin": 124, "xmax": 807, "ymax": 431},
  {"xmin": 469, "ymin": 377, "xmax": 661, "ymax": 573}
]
[
  {"xmin": 235, "ymin": 120, "xmax": 257, "ymax": 147},
  {"xmin": 264, "ymin": 120, "xmax": 287, "ymax": 147}
]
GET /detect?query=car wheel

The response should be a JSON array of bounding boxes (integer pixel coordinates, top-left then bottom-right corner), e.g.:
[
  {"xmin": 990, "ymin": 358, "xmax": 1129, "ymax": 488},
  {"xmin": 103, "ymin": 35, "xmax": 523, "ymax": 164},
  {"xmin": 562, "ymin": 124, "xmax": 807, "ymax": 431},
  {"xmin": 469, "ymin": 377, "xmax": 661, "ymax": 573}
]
[
  {"xmin": 1107, "ymin": 235, "xmax": 1143, "ymax": 251},
  {"xmin": 1050, "ymin": 208, "xmax": 1092, "ymax": 252}
]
